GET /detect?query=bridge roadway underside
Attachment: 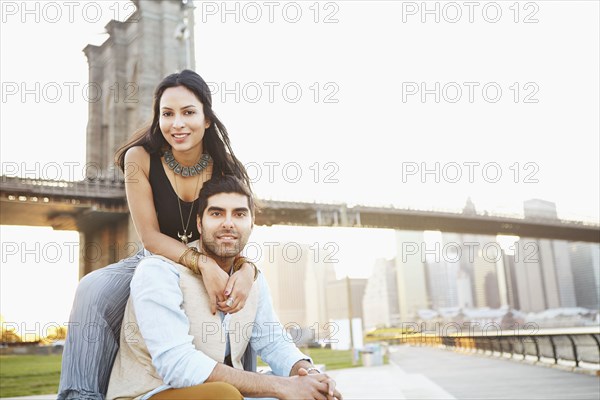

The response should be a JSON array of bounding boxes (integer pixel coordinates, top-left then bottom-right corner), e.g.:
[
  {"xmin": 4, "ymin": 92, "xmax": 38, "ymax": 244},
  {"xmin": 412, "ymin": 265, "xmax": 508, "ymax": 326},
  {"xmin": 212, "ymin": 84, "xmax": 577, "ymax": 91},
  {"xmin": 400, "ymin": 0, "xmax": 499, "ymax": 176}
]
[
  {"xmin": 390, "ymin": 345, "xmax": 599, "ymax": 399},
  {"xmin": 1, "ymin": 197, "xmax": 599, "ymax": 243},
  {"xmin": 256, "ymin": 204, "xmax": 600, "ymax": 243},
  {"xmin": 0, "ymin": 196, "xmax": 132, "ymax": 275},
  {"xmin": 358, "ymin": 210, "xmax": 600, "ymax": 243},
  {"xmin": 0, "ymin": 197, "xmax": 128, "ymax": 231}
]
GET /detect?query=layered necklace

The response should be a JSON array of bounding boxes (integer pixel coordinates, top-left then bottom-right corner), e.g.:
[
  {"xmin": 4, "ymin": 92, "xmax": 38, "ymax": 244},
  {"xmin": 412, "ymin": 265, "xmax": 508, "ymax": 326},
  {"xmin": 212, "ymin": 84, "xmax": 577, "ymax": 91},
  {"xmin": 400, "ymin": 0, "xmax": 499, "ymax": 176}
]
[{"xmin": 164, "ymin": 149, "xmax": 212, "ymax": 244}]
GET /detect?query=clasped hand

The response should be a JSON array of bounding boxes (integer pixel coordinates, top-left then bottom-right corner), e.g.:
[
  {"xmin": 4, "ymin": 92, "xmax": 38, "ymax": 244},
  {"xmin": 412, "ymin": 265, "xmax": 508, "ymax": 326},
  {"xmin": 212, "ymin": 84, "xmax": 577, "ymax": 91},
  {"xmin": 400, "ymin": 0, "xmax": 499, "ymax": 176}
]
[
  {"xmin": 280, "ymin": 367, "xmax": 342, "ymax": 400},
  {"xmin": 199, "ymin": 254, "xmax": 253, "ymax": 315}
]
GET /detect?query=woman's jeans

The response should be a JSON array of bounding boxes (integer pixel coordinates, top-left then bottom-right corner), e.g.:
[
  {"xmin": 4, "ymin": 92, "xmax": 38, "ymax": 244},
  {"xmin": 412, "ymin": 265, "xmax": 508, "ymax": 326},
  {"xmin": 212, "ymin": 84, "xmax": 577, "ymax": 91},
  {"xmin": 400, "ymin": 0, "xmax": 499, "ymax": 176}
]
[{"xmin": 58, "ymin": 250, "xmax": 144, "ymax": 399}]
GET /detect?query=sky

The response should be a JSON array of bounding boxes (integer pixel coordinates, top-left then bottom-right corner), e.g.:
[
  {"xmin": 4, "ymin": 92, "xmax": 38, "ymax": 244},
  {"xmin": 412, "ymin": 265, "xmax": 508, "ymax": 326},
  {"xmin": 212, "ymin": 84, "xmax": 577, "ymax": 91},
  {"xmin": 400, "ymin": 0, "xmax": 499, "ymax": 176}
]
[{"xmin": 1, "ymin": 1, "xmax": 599, "ymax": 330}]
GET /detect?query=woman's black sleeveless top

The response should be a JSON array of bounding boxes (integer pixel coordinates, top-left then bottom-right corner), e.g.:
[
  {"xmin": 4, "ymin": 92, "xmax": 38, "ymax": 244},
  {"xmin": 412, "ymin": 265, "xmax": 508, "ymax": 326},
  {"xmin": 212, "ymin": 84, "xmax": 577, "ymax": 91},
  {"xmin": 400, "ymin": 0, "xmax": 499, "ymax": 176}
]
[{"xmin": 149, "ymin": 153, "xmax": 201, "ymax": 242}]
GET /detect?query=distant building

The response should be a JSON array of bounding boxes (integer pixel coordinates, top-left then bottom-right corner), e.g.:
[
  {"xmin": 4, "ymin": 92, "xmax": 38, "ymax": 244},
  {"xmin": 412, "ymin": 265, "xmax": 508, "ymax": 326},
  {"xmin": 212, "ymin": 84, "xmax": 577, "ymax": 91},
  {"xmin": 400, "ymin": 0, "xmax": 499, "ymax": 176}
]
[
  {"xmin": 569, "ymin": 242, "xmax": 600, "ymax": 310},
  {"xmin": 471, "ymin": 235, "xmax": 501, "ymax": 308},
  {"xmin": 513, "ymin": 238, "xmax": 547, "ymax": 312},
  {"xmin": 446, "ymin": 233, "xmax": 502, "ymax": 309},
  {"xmin": 261, "ymin": 239, "xmax": 372, "ymax": 343},
  {"xmin": 326, "ymin": 278, "xmax": 367, "ymax": 322},
  {"xmin": 261, "ymin": 243, "xmax": 310, "ymax": 329},
  {"xmin": 362, "ymin": 258, "xmax": 400, "ymax": 330},
  {"xmin": 456, "ymin": 268, "xmax": 474, "ymax": 308},
  {"xmin": 261, "ymin": 241, "xmax": 338, "ymax": 341},
  {"xmin": 537, "ymin": 239, "xmax": 563, "ymax": 309},
  {"xmin": 305, "ymin": 256, "xmax": 337, "ymax": 338},
  {"xmin": 443, "ymin": 233, "xmax": 474, "ymax": 308},
  {"xmin": 319, "ymin": 275, "xmax": 367, "ymax": 350},
  {"xmin": 463, "ymin": 197, "xmax": 477, "ymax": 215},
  {"xmin": 395, "ymin": 230, "xmax": 428, "ymax": 322},
  {"xmin": 499, "ymin": 250, "xmax": 520, "ymax": 310},
  {"xmin": 524, "ymin": 199, "xmax": 558, "ymax": 220},
  {"xmin": 424, "ymin": 257, "xmax": 460, "ymax": 309},
  {"xmin": 552, "ymin": 240, "xmax": 577, "ymax": 308},
  {"xmin": 509, "ymin": 238, "xmax": 579, "ymax": 312}
]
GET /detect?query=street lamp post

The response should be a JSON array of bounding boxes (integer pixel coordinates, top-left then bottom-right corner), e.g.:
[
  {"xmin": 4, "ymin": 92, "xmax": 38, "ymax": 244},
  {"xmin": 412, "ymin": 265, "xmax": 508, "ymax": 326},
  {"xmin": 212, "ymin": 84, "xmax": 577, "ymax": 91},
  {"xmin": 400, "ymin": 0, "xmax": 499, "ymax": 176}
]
[{"xmin": 346, "ymin": 275, "xmax": 358, "ymax": 365}]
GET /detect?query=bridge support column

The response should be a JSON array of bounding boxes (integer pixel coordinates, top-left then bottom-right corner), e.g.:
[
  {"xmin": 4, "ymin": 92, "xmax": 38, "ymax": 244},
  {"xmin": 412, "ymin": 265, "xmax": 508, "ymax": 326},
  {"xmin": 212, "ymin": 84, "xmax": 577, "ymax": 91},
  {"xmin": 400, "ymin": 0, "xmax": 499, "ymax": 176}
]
[{"xmin": 79, "ymin": 216, "xmax": 139, "ymax": 278}]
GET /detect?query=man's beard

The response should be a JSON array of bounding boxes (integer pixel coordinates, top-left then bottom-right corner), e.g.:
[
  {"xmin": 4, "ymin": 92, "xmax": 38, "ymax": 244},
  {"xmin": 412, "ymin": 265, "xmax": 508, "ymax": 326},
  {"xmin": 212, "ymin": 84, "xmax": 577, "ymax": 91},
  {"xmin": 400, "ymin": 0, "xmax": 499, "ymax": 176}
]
[
  {"xmin": 200, "ymin": 229, "xmax": 248, "ymax": 259},
  {"xmin": 202, "ymin": 239, "xmax": 243, "ymax": 258}
]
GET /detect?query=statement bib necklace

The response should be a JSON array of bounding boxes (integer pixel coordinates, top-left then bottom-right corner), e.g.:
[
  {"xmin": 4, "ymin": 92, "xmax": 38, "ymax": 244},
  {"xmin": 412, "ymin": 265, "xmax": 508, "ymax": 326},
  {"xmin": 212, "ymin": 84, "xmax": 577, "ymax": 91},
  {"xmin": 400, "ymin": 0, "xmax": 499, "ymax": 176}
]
[
  {"xmin": 164, "ymin": 149, "xmax": 211, "ymax": 177},
  {"xmin": 164, "ymin": 149, "xmax": 210, "ymax": 244}
]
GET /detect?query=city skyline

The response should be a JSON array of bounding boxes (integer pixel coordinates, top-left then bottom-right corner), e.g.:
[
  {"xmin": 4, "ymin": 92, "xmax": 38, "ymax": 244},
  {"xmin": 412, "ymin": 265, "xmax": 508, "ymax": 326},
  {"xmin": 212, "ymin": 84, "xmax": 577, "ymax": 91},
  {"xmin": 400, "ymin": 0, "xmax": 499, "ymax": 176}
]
[
  {"xmin": 1, "ymin": 1, "xmax": 599, "ymax": 220},
  {"xmin": 1, "ymin": 0, "xmax": 599, "ymax": 332},
  {"xmin": 2, "ymin": 223, "xmax": 599, "ymax": 338}
]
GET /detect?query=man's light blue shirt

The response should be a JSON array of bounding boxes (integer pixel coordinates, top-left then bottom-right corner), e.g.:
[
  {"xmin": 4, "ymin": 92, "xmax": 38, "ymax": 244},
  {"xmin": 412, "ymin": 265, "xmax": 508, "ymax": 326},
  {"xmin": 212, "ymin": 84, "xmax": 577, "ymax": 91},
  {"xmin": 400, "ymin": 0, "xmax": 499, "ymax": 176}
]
[{"xmin": 129, "ymin": 257, "xmax": 311, "ymax": 399}]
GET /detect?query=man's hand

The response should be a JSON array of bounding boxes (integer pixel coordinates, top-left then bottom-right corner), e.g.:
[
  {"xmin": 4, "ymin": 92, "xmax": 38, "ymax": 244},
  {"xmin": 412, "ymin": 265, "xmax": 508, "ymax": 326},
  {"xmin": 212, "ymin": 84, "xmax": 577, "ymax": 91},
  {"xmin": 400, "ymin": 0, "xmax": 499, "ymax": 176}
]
[
  {"xmin": 207, "ymin": 362, "xmax": 338, "ymax": 399},
  {"xmin": 298, "ymin": 367, "xmax": 343, "ymax": 400},
  {"xmin": 277, "ymin": 374, "xmax": 331, "ymax": 400},
  {"xmin": 198, "ymin": 254, "xmax": 230, "ymax": 314}
]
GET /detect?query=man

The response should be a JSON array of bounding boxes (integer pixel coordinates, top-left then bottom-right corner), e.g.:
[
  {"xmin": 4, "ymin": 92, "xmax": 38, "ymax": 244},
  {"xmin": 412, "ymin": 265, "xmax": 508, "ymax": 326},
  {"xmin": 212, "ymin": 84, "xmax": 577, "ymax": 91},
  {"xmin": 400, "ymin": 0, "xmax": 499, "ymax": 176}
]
[{"xmin": 107, "ymin": 175, "xmax": 342, "ymax": 399}]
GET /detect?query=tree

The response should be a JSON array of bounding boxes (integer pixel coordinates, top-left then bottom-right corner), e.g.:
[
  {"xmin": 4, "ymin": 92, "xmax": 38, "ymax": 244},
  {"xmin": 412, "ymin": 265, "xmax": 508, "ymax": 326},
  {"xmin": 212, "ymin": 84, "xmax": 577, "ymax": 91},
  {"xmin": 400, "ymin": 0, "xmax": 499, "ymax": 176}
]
[{"xmin": 40, "ymin": 325, "xmax": 68, "ymax": 345}]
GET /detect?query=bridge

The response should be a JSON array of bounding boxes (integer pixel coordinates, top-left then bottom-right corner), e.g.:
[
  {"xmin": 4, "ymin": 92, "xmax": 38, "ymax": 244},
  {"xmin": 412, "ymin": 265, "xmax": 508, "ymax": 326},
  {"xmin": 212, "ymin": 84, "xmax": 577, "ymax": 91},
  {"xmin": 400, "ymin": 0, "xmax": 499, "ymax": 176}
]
[
  {"xmin": 3, "ymin": 174, "xmax": 598, "ymax": 275},
  {"xmin": 2, "ymin": 175, "xmax": 599, "ymax": 240},
  {"xmin": 3, "ymin": 0, "xmax": 597, "ymax": 275}
]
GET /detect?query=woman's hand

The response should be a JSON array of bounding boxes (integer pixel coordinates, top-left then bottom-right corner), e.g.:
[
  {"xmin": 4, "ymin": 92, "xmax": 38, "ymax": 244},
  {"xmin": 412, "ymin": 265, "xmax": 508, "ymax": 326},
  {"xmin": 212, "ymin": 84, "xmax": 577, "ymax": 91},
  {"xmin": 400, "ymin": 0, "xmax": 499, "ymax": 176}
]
[
  {"xmin": 198, "ymin": 255, "xmax": 230, "ymax": 315},
  {"xmin": 217, "ymin": 262, "xmax": 255, "ymax": 314}
]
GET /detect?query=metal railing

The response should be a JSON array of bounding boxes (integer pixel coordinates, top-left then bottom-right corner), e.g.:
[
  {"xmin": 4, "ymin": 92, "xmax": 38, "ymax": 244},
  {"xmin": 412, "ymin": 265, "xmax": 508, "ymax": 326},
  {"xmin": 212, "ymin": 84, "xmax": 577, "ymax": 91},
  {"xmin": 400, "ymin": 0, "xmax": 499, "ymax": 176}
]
[
  {"xmin": 401, "ymin": 329, "xmax": 600, "ymax": 370},
  {"xmin": 1, "ymin": 176, "xmax": 125, "ymax": 199}
]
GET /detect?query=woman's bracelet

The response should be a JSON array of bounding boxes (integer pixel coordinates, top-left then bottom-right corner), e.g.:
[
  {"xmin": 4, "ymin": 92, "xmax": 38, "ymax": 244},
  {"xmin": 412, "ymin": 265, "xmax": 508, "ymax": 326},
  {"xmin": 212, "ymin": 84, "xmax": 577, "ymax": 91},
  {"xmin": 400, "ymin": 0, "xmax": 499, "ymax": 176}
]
[
  {"xmin": 178, "ymin": 247, "xmax": 194, "ymax": 264},
  {"xmin": 233, "ymin": 257, "xmax": 259, "ymax": 281},
  {"xmin": 179, "ymin": 247, "xmax": 202, "ymax": 276},
  {"xmin": 180, "ymin": 250, "xmax": 257, "ymax": 280}
]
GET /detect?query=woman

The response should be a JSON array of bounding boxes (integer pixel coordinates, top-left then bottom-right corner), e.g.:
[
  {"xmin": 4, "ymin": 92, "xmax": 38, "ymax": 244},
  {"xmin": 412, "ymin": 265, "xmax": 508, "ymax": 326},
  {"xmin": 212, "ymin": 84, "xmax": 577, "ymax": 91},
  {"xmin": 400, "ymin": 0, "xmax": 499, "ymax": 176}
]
[{"xmin": 58, "ymin": 70, "xmax": 257, "ymax": 399}]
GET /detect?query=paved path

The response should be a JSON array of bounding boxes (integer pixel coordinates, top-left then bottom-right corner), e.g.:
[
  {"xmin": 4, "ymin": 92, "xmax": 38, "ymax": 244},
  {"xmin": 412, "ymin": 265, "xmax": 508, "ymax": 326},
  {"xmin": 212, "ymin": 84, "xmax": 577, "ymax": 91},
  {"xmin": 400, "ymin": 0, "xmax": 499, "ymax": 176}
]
[
  {"xmin": 389, "ymin": 345, "xmax": 600, "ymax": 400},
  {"xmin": 3, "ymin": 346, "xmax": 598, "ymax": 399},
  {"xmin": 328, "ymin": 362, "xmax": 455, "ymax": 399}
]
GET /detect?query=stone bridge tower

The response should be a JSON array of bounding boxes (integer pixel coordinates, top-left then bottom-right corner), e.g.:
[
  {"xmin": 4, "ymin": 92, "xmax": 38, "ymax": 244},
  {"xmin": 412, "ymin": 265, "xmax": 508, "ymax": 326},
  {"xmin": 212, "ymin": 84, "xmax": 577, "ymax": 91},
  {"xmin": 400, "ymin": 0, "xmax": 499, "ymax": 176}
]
[
  {"xmin": 83, "ymin": 0, "xmax": 196, "ymax": 175},
  {"xmin": 80, "ymin": 0, "xmax": 195, "ymax": 273}
]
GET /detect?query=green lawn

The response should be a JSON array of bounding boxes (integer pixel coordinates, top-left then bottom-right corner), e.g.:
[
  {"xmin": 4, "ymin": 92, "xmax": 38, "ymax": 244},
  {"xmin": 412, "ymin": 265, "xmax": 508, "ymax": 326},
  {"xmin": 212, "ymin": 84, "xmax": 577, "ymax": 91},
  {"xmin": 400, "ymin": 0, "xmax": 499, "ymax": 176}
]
[
  {"xmin": 259, "ymin": 347, "xmax": 388, "ymax": 370},
  {"xmin": 0, "ymin": 347, "xmax": 386, "ymax": 397},
  {"xmin": 0, "ymin": 354, "xmax": 62, "ymax": 397},
  {"xmin": 303, "ymin": 347, "xmax": 364, "ymax": 370}
]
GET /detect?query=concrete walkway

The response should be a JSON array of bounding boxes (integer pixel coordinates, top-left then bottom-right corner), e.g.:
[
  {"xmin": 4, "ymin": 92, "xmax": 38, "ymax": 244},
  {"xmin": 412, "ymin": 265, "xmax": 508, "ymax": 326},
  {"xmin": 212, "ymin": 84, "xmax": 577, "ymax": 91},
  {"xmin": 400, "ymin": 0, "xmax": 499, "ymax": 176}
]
[
  {"xmin": 1, "ymin": 363, "xmax": 452, "ymax": 400},
  {"xmin": 2, "ymin": 346, "xmax": 598, "ymax": 399},
  {"xmin": 390, "ymin": 345, "xmax": 600, "ymax": 400},
  {"xmin": 328, "ymin": 362, "xmax": 455, "ymax": 399}
]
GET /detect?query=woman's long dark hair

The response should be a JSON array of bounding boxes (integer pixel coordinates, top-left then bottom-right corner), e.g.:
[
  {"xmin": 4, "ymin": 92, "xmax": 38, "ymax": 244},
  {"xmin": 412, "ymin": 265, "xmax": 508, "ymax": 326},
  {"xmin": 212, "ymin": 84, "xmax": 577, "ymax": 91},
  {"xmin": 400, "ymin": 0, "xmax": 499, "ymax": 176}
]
[{"xmin": 115, "ymin": 70, "xmax": 250, "ymax": 190}]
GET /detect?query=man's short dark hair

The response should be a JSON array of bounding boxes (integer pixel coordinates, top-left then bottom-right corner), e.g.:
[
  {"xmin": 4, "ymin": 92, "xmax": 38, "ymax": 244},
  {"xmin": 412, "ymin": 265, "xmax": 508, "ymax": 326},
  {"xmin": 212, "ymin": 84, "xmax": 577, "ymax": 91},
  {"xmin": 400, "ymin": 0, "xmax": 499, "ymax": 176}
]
[{"xmin": 197, "ymin": 174, "xmax": 255, "ymax": 218}]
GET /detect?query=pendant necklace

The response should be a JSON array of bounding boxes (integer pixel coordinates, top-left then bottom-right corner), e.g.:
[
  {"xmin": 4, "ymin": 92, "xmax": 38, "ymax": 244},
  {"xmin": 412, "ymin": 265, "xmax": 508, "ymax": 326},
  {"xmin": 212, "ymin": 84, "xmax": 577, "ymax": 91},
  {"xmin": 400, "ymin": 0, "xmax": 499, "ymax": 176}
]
[
  {"xmin": 173, "ymin": 173, "xmax": 200, "ymax": 244},
  {"xmin": 166, "ymin": 150, "xmax": 210, "ymax": 244}
]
